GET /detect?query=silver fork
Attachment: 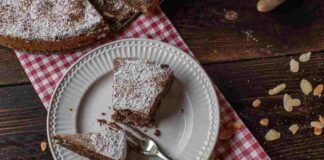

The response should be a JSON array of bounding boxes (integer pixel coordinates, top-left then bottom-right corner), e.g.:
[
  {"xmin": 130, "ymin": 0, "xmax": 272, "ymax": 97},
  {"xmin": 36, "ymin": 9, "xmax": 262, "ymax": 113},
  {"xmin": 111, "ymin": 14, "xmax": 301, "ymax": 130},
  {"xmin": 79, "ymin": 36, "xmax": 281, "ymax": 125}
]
[{"xmin": 116, "ymin": 123, "xmax": 173, "ymax": 160}]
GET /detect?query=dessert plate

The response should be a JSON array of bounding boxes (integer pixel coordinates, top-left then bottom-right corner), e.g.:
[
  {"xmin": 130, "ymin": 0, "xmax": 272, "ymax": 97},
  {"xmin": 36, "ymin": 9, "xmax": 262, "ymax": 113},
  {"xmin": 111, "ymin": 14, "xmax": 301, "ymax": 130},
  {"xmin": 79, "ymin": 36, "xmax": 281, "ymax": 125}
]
[{"xmin": 47, "ymin": 38, "xmax": 220, "ymax": 160}]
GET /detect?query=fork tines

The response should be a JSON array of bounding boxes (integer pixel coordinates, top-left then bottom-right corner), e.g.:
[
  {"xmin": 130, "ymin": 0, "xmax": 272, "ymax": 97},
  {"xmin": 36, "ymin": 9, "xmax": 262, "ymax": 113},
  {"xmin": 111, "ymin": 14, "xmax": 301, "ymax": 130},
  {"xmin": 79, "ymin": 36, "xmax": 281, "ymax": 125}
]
[{"xmin": 111, "ymin": 122, "xmax": 147, "ymax": 148}]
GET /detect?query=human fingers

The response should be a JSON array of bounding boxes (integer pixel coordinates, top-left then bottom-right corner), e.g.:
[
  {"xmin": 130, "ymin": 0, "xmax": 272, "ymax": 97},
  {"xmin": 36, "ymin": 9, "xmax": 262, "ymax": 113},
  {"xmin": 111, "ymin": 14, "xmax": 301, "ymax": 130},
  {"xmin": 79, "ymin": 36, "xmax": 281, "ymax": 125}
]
[{"xmin": 257, "ymin": 0, "xmax": 287, "ymax": 12}]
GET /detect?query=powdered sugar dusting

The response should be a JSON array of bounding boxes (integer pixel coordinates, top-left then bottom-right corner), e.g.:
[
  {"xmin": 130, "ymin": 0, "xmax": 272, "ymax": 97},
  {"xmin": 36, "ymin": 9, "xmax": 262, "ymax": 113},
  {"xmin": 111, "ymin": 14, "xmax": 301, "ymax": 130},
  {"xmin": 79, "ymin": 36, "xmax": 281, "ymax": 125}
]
[
  {"xmin": 113, "ymin": 58, "xmax": 173, "ymax": 114},
  {"xmin": 90, "ymin": 128, "xmax": 127, "ymax": 160},
  {"xmin": 0, "ymin": 0, "xmax": 104, "ymax": 40}
]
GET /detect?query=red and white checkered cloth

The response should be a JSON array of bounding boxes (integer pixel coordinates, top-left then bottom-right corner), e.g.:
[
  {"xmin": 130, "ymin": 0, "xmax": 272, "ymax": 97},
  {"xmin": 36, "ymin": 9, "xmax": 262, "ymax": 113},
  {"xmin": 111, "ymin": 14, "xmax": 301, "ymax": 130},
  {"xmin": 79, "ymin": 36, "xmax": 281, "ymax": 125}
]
[{"xmin": 15, "ymin": 10, "xmax": 269, "ymax": 160}]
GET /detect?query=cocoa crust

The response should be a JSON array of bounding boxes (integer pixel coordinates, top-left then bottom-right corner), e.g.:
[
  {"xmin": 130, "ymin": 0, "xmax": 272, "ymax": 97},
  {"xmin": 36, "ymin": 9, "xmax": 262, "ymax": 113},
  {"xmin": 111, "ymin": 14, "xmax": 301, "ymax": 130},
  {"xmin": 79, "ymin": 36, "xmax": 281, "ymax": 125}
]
[{"xmin": 0, "ymin": 22, "xmax": 110, "ymax": 53}]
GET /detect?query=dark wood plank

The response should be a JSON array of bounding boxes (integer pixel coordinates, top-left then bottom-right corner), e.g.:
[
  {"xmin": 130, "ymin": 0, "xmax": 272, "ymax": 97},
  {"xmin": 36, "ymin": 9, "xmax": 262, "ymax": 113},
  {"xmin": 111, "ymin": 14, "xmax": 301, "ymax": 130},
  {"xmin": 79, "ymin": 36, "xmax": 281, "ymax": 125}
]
[
  {"xmin": 0, "ymin": 46, "xmax": 29, "ymax": 86},
  {"xmin": 0, "ymin": 84, "xmax": 52, "ymax": 160},
  {"xmin": 162, "ymin": 0, "xmax": 324, "ymax": 63},
  {"xmin": 203, "ymin": 52, "xmax": 324, "ymax": 159}
]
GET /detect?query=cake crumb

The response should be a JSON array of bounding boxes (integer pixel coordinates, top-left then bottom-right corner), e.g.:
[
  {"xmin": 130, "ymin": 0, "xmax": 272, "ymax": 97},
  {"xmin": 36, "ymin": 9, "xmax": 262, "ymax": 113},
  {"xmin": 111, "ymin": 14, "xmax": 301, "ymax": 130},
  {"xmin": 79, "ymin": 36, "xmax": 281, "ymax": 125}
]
[
  {"xmin": 69, "ymin": 108, "xmax": 73, "ymax": 112},
  {"xmin": 101, "ymin": 112, "xmax": 106, "ymax": 116},
  {"xmin": 97, "ymin": 119, "xmax": 108, "ymax": 126},
  {"xmin": 143, "ymin": 129, "xmax": 148, "ymax": 133},
  {"xmin": 180, "ymin": 108, "xmax": 184, "ymax": 113},
  {"xmin": 40, "ymin": 141, "xmax": 47, "ymax": 152},
  {"xmin": 154, "ymin": 129, "xmax": 161, "ymax": 136}
]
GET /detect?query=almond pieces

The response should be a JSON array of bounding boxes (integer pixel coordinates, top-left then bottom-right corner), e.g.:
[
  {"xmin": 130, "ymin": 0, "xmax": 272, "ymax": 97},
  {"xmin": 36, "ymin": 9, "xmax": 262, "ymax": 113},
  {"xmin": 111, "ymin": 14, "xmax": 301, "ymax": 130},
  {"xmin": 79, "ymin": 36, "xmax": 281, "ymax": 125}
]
[
  {"xmin": 300, "ymin": 79, "xmax": 313, "ymax": 95},
  {"xmin": 269, "ymin": 83, "xmax": 286, "ymax": 95},
  {"xmin": 40, "ymin": 141, "xmax": 47, "ymax": 152},
  {"xmin": 299, "ymin": 52, "xmax": 312, "ymax": 62},
  {"xmin": 265, "ymin": 129, "xmax": 281, "ymax": 141},
  {"xmin": 283, "ymin": 94, "xmax": 293, "ymax": 112},
  {"xmin": 313, "ymin": 84, "xmax": 323, "ymax": 97},
  {"xmin": 314, "ymin": 128, "xmax": 322, "ymax": 136},
  {"xmin": 287, "ymin": 98, "xmax": 301, "ymax": 107},
  {"xmin": 319, "ymin": 115, "xmax": 324, "ymax": 124},
  {"xmin": 252, "ymin": 99, "xmax": 261, "ymax": 107},
  {"xmin": 219, "ymin": 129, "xmax": 234, "ymax": 140},
  {"xmin": 289, "ymin": 124, "xmax": 299, "ymax": 135},
  {"xmin": 259, "ymin": 118, "xmax": 269, "ymax": 126},
  {"xmin": 290, "ymin": 59, "xmax": 299, "ymax": 73},
  {"xmin": 219, "ymin": 121, "xmax": 242, "ymax": 140},
  {"xmin": 311, "ymin": 121, "xmax": 323, "ymax": 129},
  {"xmin": 232, "ymin": 121, "xmax": 242, "ymax": 130}
]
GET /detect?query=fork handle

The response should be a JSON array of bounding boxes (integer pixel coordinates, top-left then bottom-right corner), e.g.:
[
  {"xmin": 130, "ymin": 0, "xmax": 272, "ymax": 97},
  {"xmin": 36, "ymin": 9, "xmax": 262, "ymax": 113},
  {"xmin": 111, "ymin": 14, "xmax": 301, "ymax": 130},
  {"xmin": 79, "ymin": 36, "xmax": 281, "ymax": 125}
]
[{"xmin": 156, "ymin": 151, "xmax": 172, "ymax": 160}]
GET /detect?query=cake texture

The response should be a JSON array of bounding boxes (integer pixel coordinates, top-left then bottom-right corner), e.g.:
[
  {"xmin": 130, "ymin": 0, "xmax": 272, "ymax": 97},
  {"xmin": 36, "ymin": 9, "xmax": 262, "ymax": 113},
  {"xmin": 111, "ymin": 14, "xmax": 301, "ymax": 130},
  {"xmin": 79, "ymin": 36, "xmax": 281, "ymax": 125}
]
[
  {"xmin": 90, "ymin": 0, "xmax": 137, "ymax": 23},
  {"xmin": 54, "ymin": 124, "xmax": 127, "ymax": 160},
  {"xmin": 125, "ymin": 0, "xmax": 160, "ymax": 13},
  {"xmin": 112, "ymin": 58, "xmax": 174, "ymax": 126},
  {"xmin": 0, "ymin": 0, "xmax": 109, "ymax": 52}
]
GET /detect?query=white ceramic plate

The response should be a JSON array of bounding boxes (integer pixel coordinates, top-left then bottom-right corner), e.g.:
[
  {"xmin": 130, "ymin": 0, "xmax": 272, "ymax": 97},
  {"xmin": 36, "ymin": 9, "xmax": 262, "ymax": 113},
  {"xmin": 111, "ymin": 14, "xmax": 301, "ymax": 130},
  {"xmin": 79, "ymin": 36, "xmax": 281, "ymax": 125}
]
[{"xmin": 47, "ymin": 38, "xmax": 220, "ymax": 160}]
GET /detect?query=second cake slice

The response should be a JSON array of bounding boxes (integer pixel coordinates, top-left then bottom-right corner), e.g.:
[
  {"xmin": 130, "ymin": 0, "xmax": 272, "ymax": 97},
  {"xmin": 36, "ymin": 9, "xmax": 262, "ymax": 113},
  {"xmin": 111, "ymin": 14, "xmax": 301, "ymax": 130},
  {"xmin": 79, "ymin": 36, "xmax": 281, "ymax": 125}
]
[{"xmin": 112, "ymin": 58, "xmax": 174, "ymax": 127}]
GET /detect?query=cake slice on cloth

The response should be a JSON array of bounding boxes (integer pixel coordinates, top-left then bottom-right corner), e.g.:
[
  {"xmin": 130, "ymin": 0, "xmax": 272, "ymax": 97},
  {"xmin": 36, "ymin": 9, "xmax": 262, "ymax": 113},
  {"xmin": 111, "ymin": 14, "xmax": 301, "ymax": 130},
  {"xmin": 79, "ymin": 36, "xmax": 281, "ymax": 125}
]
[
  {"xmin": 112, "ymin": 58, "xmax": 174, "ymax": 127},
  {"xmin": 54, "ymin": 124, "xmax": 127, "ymax": 160}
]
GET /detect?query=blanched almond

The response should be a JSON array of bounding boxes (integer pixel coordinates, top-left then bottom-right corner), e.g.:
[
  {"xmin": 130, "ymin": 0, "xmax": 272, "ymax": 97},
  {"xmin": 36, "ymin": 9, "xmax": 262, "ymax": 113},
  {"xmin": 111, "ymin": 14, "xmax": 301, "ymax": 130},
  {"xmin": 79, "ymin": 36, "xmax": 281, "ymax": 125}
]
[
  {"xmin": 265, "ymin": 129, "xmax": 281, "ymax": 141},
  {"xmin": 311, "ymin": 121, "xmax": 323, "ymax": 129},
  {"xmin": 288, "ymin": 98, "xmax": 301, "ymax": 107},
  {"xmin": 300, "ymin": 79, "xmax": 313, "ymax": 95},
  {"xmin": 259, "ymin": 118, "xmax": 269, "ymax": 126},
  {"xmin": 252, "ymin": 99, "xmax": 261, "ymax": 107},
  {"xmin": 40, "ymin": 141, "xmax": 47, "ymax": 152},
  {"xmin": 289, "ymin": 124, "xmax": 299, "ymax": 135},
  {"xmin": 269, "ymin": 83, "xmax": 286, "ymax": 95},
  {"xmin": 290, "ymin": 59, "xmax": 299, "ymax": 73},
  {"xmin": 299, "ymin": 52, "xmax": 311, "ymax": 62},
  {"xmin": 219, "ymin": 129, "xmax": 234, "ymax": 140},
  {"xmin": 313, "ymin": 84, "xmax": 323, "ymax": 97},
  {"xmin": 319, "ymin": 115, "xmax": 324, "ymax": 124},
  {"xmin": 314, "ymin": 128, "xmax": 322, "ymax": 136},
  {"xmin": 283, "ymin": 94, "xmax": 293, "ymax": 112}
]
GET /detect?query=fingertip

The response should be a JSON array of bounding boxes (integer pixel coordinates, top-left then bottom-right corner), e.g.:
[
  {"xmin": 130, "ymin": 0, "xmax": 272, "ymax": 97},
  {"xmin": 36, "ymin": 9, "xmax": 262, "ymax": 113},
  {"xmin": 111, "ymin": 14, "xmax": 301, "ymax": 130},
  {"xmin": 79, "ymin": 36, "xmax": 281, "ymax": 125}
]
[{"xmin": 257, "ymin": 0, "xmax": 268, "ymax": 12}]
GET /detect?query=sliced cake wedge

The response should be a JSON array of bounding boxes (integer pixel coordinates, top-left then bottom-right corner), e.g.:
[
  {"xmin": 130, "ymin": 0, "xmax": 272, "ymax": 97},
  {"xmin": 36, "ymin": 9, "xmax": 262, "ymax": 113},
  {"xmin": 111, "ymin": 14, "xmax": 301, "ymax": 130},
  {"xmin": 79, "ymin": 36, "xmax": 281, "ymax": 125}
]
[
  {"xmin": 54, "ymin": 124, "xmax": 127, "ymax": 160},
  {"xmin": 112, "ymin": 58, "xmax": 174, "ymax": 127}
]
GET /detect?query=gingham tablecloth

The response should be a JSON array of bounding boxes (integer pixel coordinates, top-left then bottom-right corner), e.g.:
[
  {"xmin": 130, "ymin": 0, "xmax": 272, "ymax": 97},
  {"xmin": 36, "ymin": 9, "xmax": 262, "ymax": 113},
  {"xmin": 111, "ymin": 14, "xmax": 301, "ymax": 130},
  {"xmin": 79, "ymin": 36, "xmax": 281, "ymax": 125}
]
[{"xmin": 15, "ymin": 10, "xmax": 269, "ymax": 160}]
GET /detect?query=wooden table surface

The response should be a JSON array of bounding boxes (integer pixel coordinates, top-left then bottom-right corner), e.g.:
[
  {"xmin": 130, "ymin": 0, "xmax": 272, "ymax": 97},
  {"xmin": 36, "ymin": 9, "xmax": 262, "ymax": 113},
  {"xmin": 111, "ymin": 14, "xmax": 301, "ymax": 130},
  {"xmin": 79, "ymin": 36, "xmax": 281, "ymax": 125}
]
[{"xmin": 0, "ymin": 0, "xmax": 323, "ymax": 159}]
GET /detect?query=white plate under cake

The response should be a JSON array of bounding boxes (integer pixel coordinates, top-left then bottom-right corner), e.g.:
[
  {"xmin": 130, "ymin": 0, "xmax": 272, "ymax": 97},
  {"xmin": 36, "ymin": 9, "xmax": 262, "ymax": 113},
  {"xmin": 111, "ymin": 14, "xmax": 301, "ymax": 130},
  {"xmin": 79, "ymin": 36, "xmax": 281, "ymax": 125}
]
[{"xmin": 47, "ymin": 39, "xmax": 220, "ymax": 160}]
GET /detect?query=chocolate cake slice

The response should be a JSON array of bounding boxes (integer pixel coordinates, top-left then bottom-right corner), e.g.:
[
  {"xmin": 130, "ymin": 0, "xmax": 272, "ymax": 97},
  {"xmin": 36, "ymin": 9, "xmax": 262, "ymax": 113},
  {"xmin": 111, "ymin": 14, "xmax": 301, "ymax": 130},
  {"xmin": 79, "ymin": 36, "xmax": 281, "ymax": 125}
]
[
  {"xmin": 54, "ymin": 124, "xmax": 127, "ymax": 160},
  {"xmin": 112, "ymin": 58, "xmax": 174, "ymax": 127}
]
